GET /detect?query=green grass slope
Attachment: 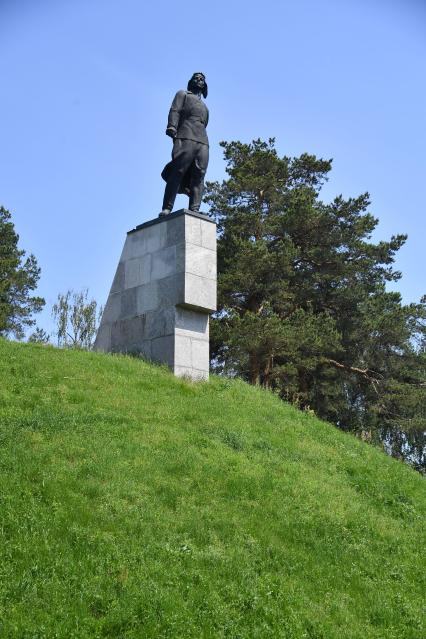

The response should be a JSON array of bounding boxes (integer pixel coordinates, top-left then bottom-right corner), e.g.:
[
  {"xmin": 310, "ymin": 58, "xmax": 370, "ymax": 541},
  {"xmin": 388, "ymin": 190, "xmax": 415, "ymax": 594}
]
[{"xmin": 0, "ymin": 339, "xmax": 425, "ymax": 639}]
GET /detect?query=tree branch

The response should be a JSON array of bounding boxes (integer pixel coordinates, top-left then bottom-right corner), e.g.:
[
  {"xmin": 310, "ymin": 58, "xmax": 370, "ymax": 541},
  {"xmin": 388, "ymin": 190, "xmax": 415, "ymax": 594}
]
[{"xmin": 325, "ymin": 358, "xmax": 383, "ymax": 386}]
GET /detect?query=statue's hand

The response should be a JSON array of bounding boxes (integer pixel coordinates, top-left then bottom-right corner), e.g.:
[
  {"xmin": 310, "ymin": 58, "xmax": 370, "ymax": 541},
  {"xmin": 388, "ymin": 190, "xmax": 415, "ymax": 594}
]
[{"xmin": 166, "ymin": 127, "xmax": 177, "ymax": 139}]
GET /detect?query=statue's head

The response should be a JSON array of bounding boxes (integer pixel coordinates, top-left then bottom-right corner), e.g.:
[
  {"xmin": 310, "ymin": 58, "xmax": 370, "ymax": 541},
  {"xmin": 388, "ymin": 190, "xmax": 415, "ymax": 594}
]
[{"xmin": 187, "ymin": 72, "xmax": 208, "ymax": 98}]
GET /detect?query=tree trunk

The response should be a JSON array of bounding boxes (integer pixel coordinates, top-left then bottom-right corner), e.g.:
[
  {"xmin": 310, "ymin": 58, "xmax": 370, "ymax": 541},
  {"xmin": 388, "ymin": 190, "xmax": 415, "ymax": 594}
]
[
  {"xmin": 249, "ymin": 353, "xmax": 260, "ymax": 385},
  {"xmin": 263, "ymin": 354, "xmax": 273, "ymax": 389}
]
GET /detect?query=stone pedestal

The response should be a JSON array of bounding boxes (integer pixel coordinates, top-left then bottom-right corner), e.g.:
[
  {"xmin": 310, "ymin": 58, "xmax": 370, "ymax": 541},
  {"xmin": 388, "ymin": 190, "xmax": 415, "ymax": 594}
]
[{"xmin": 93, "ymin": 209, "xmax": 217, "ymax": 380}]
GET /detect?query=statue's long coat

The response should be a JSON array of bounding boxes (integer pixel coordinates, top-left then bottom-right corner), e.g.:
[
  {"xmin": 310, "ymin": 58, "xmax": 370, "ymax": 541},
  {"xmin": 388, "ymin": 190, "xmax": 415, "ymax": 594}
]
[{"xmin": 161, "ymin": 90, "xmax": 209, "ymax": 195}]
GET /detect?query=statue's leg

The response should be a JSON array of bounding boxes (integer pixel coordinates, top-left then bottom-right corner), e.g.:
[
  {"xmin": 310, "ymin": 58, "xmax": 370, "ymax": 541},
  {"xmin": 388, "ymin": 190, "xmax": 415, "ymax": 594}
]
[
  {"xmin": 162, "ymin": 139, "xmax": 194, "ymax": 212},
  {"xmin": 188, "ymin": 143, "xmax": 209, "ymax": 212}
]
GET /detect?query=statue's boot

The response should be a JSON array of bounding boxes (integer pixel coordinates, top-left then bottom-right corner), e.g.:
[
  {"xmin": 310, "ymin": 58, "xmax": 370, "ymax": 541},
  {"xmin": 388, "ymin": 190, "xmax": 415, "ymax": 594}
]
[{"xmin": 188, "ymin": 181, "xmax": 203, "ymax": 213}]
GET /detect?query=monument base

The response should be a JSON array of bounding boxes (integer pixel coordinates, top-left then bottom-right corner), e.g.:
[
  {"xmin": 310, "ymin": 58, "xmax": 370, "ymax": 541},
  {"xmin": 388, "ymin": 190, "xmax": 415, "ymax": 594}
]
[{"xmin": 94, "ymin": 210, "xmax": 217, "ymax": 381}]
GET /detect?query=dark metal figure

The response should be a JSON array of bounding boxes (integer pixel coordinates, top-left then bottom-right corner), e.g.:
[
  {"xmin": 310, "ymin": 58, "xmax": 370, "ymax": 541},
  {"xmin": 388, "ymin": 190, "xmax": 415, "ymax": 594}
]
[{"xmin": 160, "ymin": 73, "xmax": 209, "ymax": 216}]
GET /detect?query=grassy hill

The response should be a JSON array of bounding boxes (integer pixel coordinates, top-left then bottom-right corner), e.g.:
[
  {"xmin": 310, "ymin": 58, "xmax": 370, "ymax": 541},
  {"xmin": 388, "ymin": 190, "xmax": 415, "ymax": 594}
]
[{"xmin": 0, "ymin": 338, "xmax": 425, "ymax": 638}]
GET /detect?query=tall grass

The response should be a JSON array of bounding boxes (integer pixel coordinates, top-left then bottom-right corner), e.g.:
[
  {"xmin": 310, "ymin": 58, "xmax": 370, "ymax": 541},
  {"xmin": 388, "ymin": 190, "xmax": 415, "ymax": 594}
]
[{"xmin": 0, "ymin": 339, "xmax": 425, "ymax": 638}]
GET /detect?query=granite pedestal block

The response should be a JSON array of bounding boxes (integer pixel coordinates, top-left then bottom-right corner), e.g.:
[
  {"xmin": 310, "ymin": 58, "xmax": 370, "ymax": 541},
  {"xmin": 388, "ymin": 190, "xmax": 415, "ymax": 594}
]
[{"xmin": 94, "ymin": 209, "xmax": 217, "ymax": 380}]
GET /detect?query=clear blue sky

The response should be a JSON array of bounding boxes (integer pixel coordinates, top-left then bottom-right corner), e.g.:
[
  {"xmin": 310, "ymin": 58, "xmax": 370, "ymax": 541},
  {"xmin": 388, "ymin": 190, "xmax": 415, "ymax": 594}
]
[{"xmin": 1, "ymin": 0, "xmax": 425, "ymax": 337}]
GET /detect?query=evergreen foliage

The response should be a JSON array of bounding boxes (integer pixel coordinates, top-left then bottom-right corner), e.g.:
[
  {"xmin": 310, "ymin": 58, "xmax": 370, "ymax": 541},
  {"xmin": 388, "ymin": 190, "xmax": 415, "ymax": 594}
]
[
  {"xmin": 28, "ymin": 326, "xmax": 50, "ymax": 344},
  {"xmin": 205, "ymin": 139, "xmax": 426, "ymax": 472},
  {"xmin": 0, "ymin": 206, "xmax": 44, "ymax": 338}
]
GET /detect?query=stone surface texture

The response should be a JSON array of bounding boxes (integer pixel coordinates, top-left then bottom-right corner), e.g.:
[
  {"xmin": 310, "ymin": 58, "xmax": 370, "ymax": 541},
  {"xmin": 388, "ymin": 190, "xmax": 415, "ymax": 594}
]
[{"xmin": 93, "ymin": 209, "xmax": 216, "ymax": 380}]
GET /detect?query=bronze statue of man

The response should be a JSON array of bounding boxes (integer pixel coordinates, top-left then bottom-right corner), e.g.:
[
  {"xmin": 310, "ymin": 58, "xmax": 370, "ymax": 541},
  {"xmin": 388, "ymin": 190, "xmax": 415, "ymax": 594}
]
[{"xmin": 160, "ymin": 72, "xmax": 209, "ymax": 216}]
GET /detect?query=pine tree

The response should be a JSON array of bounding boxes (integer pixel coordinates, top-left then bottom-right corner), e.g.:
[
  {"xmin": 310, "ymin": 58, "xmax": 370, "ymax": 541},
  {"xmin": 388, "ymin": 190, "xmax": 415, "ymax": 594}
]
[
  {"xmin": 205, "ymin": 139, "xmax": 426, "ymax": 471},
  {"xmin": 0, "ymin": 206, "xmax": 44, "ymax": 339}
]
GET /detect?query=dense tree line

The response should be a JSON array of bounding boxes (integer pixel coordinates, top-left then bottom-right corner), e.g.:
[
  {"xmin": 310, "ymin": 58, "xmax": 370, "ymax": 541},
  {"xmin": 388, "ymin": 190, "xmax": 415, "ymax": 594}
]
[{"xmin": 205, "ymin": 139, "xmax": 426, "ymax": 472}]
